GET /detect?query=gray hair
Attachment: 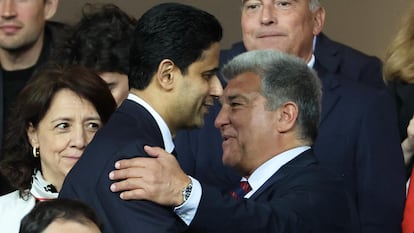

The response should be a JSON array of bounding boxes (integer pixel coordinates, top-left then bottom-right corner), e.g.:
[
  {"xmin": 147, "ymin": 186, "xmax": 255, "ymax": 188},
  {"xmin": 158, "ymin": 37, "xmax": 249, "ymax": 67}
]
[
  {"xmin": 309, "ymin": 0, "xmax": 321, "ymax": 12},
  {"xmin": 221, "ymin": 50, "xmax": 322, "ymax": 143}
]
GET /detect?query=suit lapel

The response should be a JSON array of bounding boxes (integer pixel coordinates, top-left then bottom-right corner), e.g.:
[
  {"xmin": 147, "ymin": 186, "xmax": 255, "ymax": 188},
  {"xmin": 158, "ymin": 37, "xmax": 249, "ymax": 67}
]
[
  {"xmin": 314, "ymin": 33, "xmax": 342, "ymax": 74},
  {"xmin": 312, "ymin": 55, "xmax": 342, "ymax": 126},
  {"xmin": 249, "ymin": 150, "xmax": 317, "ymax": 200}
]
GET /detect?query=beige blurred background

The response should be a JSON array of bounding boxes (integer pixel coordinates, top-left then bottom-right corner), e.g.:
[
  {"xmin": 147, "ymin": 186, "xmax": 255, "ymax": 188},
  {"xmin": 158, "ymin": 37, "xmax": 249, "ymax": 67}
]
[{"xmin": 52, "ymin": 0, "xmax": 413, "ymax": 60}]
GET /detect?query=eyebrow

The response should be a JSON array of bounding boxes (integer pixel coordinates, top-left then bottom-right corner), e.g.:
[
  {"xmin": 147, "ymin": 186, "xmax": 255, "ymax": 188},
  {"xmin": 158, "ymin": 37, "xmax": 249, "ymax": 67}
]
[
  {"xmin": 202, "ymin": 67, "xmax": 219, "ymax": 75},
  {"xmin": 242, "ymin": 0, "xmax": 260, "ymax": 4},
  {"xmin": 220, "ymin": 93, "xmax": 246, "ymax": 104},
  {"xmin": 84, "ymin": 116, "xmax": 102, "ymax": 121},
  {"xmin": 50, "ymin": 116, "xmax": 101, "ymax": 123}
]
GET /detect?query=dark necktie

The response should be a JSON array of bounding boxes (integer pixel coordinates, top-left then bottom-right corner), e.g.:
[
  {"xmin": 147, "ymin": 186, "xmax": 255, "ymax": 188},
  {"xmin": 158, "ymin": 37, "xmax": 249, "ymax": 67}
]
[
  {"xmin": 230, "ymin": 181, "xmax": 252, "ymax": 200},
  {"xmin": 402, "ymin": 169, "xmax": 414, "ymax": 233}
]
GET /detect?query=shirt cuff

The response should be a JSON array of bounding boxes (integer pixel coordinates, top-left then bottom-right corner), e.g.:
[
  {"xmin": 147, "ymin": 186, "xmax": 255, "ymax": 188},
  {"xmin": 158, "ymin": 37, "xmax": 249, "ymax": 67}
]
[{"xmin": 173, "ymin": 176, "xmax": 201, "ymax": 225}]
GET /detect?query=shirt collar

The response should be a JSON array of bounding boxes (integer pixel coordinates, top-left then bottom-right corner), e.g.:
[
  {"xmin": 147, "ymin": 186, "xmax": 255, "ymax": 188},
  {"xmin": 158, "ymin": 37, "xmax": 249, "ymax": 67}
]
[
  {"xmin": 308, "ymin": 54, "xmax": 315, "ymax": 68},
  {"xmin": 244, "ymin": 146, "xmax": 310, "ymax": 198},
  {"xmin": 127, "ymin": 93, "xmax": 175, "ymax": 153}
]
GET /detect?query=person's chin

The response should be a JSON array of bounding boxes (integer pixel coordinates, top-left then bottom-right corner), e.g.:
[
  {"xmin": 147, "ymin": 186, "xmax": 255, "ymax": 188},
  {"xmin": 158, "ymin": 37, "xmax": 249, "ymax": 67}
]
[{"xmin": 222, "ymin": 152, "xmax": 236, "ymax": 167}]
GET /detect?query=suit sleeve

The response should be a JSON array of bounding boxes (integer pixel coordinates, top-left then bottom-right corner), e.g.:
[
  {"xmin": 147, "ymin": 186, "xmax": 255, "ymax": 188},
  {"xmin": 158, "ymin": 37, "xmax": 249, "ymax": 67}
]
[{"xmin": 188, "ymin": 175, "xmax": 357, "ymax": 233}]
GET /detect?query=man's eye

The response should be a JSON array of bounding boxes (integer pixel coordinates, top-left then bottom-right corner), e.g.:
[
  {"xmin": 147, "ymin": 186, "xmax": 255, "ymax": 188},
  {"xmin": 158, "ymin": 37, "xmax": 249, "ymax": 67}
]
[
  {"xmin": 230, "ymin": 102, "xmax": 241, "ymax": 107},
  {"xmin": 203, "ymin": 73, "xmax": 217, "ymax": 80},
  {"xmin": 247, "ymin": 4, "xmax": 258, "ymax": 10},
  {"xmin": 244, "ymin": 3, "xmax": 260, "ymax": 11},
  {"xmin": 276, "ymin": 1, "xmax": 292, "ymax": 8}
]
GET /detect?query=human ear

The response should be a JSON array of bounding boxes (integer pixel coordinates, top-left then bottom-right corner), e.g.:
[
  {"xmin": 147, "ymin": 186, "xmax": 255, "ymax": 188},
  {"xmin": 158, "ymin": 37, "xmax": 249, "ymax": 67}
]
[
  {"xmin": 155, "ymin": 59, "xmax": 176, "ymax": 91},
  {"xmin": 44, "ymin": 0, "xmax": 59, "ymax": 20},
  {"xmin": 276, "ymin": 102, "xmax": 298, "ymax": 133},
  {"xmin": 312, "ymin": 6, "xmax": 325, "ymax": 35},
  {"xmin": 27, "ymin": 123, "xmax": 39, "ymax": 148}
]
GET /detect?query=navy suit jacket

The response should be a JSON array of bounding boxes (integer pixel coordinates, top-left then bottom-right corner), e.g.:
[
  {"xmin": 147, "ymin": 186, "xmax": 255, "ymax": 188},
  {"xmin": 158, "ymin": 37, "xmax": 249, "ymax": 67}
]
[
  {"xmin": 60, "ymin": 100, "xmax": 187, "ymax": 233},
  {"xmin": 315, "ymin": 33, "xmax": 384, "ymax": 89},
  {"xmin": 188, "ymin": 149, "xmax": 359, "ymax": 233},
  {"xmin": 176, "ymin": 34, "xmax": 406, "ymax": 233}
]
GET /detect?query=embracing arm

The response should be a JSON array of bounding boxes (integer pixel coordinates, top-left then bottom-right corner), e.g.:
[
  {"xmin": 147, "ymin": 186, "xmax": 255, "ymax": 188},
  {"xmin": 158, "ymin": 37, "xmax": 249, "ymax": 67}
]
[
  {"xmin": 109, "ymin": 146, "xmax": 202, "ymax": 225},
  {"xmin": 109, "ymin": 146, "xmax": 191, "ymax": 206},
  {"xmin": 109, "ymin": 146, "xmax": 355, "ymax": 233}
]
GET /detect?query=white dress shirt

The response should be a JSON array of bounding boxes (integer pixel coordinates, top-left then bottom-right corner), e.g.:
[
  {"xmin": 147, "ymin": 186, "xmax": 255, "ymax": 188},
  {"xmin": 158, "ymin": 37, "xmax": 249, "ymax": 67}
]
[{"xmin": 175, "ymin": 146, "xmax": 311, "ymax": 225}]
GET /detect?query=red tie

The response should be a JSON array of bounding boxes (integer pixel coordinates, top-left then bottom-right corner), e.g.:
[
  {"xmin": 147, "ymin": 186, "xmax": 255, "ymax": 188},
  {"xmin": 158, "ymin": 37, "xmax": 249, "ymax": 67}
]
[
  {"xmin": 230, "ymin": 181, "xmax": 252, "ymax": 200},
  {"xmin": 403, "ymin": 169, "xmax": 414, "ymax": 233}
]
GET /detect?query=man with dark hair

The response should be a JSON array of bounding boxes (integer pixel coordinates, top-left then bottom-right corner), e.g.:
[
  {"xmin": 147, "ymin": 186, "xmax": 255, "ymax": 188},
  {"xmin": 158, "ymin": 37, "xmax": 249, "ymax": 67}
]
[
  {"xmin": 0, "ymin": 0, "xmax": 65, "ymax": 195},
  {"xmin": 59, "ymin": 3, "xmax": 223, "ymax": 233},
  {"xmin": 112, "ymin": 1, "xmax": 405, "ymax": 233},
  {"xmin": 109, "ymin": 50, "xmax": 359, "ymax": 233},
  {"xmin": 20, "ymin": 199, "xmax": 103, "ymax": 233}
]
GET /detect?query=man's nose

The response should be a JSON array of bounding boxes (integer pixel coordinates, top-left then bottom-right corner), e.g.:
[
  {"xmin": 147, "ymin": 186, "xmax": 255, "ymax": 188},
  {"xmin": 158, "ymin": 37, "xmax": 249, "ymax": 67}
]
[{"xmin": 209, "ymin": 76, "xmax": 223, "ymax": 98}]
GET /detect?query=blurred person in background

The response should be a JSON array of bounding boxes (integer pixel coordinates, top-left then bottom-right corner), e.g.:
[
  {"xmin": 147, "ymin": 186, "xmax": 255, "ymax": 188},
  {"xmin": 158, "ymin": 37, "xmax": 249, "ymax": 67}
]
[
  {"xmin": 53, "ymin": 3, "xmax": 135, "ymax": 106},
  {"xmin": 19, "ymin": 198, "xmax": 103, "ymax": 233}
]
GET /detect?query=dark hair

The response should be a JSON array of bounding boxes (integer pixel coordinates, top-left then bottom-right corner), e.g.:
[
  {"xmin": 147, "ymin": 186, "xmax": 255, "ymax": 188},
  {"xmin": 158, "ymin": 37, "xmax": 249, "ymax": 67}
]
[
  {"xmin": 129, "ymin": 2, "xmax": 222, "ymax": 89},
  {"xmin": 19, "ymin": 199, "xmax": 103, "ymax": 233},
  {"xmin": 0, "ymin": 64, "xmax": 116, "ymax": 196},
  {"xmin": 54, "ymin": 3, "xmax": 136, "ymax": 75}
]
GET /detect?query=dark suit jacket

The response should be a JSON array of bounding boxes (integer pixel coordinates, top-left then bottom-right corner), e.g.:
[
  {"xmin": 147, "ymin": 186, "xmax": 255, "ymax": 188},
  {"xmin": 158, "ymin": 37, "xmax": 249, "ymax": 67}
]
[
  {"xmin": 188, "ymin": 149, "xmax": 359, "ymax": 233},
  {"xmin": 176, "ymin": 34, "xmax": 406, "ymax": 233},
  {"xmin": 315, "ymin": 33, "xmax": 384, "ymax": 89},
  {"xmin": 60, "ymin": 100, "xmax": 187, "ymax": 233}
]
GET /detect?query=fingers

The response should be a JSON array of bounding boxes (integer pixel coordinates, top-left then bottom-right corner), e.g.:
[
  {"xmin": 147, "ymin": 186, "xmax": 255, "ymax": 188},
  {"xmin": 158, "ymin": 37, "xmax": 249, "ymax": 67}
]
[
  {"xmin": 109, "ymin": 167, "xmax": 141, "ymax": 181},
  {"xmin": 144, "ymin": 145, "xmax": 174, "ymax": 158},
  {"xmin": 110, "ymin": 177, "xmax": 142, "ymax": 192},
  {"xmin": 110, "ymin": 177, "xmax": 157, "ymax": 201},
  {"xmin": 114, "ymin": 146, "xmax": 171, "ymax": 170},
  {"xmin": 119, "ymin": 190, "xmax": 147, "ymax": 200}
]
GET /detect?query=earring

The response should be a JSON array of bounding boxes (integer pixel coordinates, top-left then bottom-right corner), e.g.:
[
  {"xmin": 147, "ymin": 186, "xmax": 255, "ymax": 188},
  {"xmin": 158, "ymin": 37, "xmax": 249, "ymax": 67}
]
[{"xmin": 32, "ymin": 147, "xmax": 40, "ymax": 158}]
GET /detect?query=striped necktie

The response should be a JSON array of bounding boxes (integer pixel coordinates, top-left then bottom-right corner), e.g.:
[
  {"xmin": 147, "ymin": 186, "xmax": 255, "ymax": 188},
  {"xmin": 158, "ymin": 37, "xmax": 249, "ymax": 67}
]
[{"xmin": 230, "ymin": 181, "xmax": 252, "ymax": 200}]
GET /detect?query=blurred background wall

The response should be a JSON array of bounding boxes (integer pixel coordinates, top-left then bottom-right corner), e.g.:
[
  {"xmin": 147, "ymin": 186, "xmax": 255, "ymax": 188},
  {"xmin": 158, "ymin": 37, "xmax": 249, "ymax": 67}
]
[{"xmin": 52, "ymin": 0, "xmax": 412, "ymax": 60}]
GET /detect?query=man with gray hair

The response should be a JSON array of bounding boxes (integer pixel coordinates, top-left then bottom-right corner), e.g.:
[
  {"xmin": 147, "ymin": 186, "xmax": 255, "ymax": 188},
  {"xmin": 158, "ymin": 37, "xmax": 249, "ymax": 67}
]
[
  {"xmin": 112, "ymin": 1, "xmax": 405, "ymax": 233},
  {"xmin": 109, "ymin": 50, "xmax": 359, "ymax": 233},
  {"xmin": 173, "ymin": 1, "xmax": 405, "ymax": 233}
]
